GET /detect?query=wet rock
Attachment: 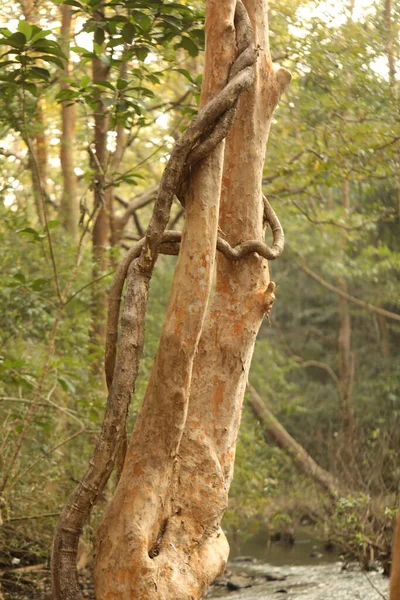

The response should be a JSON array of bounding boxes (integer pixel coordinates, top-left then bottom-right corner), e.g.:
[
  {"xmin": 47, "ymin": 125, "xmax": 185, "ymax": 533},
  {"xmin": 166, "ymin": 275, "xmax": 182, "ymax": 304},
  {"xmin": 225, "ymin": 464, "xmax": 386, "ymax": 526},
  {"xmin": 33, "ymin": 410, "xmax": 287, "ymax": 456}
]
[
  {"xmin": 212, "ymin": 575, "xmax": 230, "ymax": 587},
  {"xmin": 324, "ymin": 541, "xmax": 336, "ymax": 553},
  {"xmin": 226, "ymin": 574, "xmax": 253, "ymax": 591},
  {"xmin": 309, "ymin": 552, "xmax": 323, "ymax": 559},
  {"xmin": 262, "ymin": 572, "xmax": 287, "ymax": 581},
  {"xmin": 231, "ymin": 556, "xmax": 257, "ymax": 563}
]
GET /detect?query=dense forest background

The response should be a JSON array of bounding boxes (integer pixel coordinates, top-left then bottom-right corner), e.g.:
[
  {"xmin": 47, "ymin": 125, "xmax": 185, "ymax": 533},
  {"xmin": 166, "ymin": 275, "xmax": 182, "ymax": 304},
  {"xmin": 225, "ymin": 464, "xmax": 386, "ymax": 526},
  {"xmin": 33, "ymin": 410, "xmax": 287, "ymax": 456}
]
[{"xmin": 0, "ymin": 0, "xmax": 399, "ymax": 589}]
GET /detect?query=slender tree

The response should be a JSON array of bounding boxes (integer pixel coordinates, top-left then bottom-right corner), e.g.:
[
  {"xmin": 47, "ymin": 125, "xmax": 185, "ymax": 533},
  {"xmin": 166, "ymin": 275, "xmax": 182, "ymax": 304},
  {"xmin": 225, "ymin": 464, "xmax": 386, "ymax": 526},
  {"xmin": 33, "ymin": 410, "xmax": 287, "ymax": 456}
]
[{"xmin": 59, "ymin": 4, "xmax": 79, "ymax": 239}]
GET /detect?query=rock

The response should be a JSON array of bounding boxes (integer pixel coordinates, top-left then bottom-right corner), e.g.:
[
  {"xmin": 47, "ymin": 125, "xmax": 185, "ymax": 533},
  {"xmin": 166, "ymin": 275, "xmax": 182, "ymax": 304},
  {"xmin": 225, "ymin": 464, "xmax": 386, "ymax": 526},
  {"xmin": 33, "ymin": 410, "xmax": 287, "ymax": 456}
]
[
  {"xmin": 262, "ymin": 573, "xmax": 287, "ymax": 582},
  {"xmin": 227, "ymin": 575, "xmax": 253, "ymax": 591},
  {"xmin": 212, "ymin": 575, "xmax": 230, "ymax": 587},
  {"xmin": 309, "ymin": 552, "xmax": 323, "ymax": 559},
  {"xmin": 231, "ymin": 556, "xmax": 257, "ymax": 563},
  {"xmin": 324, "ymin": 541, "xmax": 336, "ymax": 553}
]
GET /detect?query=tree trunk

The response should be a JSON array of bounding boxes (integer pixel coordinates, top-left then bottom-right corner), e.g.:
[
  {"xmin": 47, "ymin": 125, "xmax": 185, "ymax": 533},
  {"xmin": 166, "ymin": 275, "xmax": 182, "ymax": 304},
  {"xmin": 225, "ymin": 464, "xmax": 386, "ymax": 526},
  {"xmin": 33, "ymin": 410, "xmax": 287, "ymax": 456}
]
[
  {"xmin": 337, "ymin": 278, "xmax": 355, "ymax": 436},
  {"xmin": 90, "ymin": 13, "xmax": 111, "ymax": 357},
  {"xmin": 391, "ymin": 510, "xmax": 400, "ymax": 600},
  {"xmin": 247, "ymin": 384, "xmax": 340, "ymax": 498},
  {"xmin": 336, "ymin": 178, "xmax": 355, "ymax": 438},
  {"xmin": 20, "ymin": 0, "xmax": 48, "ymax": 226},
  {"xmin": 384, "ymin": 0, "xmax": 400, "ymax": 219},
  {"xmin": 93, "ymin": 1, "xmax": 289, "ymax": 598},
  {"xmin": 60, "ymin": 4, "xmax": 79, "ymax": 239}
]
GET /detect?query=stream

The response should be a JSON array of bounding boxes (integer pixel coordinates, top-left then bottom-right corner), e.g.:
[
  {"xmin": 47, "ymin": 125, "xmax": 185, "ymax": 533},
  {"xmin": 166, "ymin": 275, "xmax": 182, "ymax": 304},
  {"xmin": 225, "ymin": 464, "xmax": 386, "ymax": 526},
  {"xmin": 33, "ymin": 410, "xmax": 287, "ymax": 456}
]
[{"xmin": 206, "ymin": 531, "xmax": 389, "ymax": 600}]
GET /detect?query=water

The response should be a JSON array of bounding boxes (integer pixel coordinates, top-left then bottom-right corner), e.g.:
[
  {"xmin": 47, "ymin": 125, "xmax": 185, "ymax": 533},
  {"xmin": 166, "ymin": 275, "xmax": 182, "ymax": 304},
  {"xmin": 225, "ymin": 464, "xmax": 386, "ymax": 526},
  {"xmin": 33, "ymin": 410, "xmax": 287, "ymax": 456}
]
[
  {"xmin": 207, "ymin": 531, "xmax": 389, "ymax": 599},
  {"xmin": 209, "ymin": 562, "xmax": 388, "ymax": 599},
  {"xmin": 227, "ymin": 529, "xmax": 338, "ymax": 566}
]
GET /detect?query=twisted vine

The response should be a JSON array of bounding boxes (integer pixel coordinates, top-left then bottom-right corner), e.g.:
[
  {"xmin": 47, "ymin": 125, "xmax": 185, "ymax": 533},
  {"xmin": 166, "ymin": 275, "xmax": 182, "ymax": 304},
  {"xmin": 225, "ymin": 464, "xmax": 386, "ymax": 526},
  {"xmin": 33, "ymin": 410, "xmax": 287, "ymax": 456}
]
[
  {"xmin": 105, "ymin": 196, "xmax": 284, "ymax": 387},
  {"xmin": 51, "ymin": 2, "xmax": 285, "ymax": 598}
]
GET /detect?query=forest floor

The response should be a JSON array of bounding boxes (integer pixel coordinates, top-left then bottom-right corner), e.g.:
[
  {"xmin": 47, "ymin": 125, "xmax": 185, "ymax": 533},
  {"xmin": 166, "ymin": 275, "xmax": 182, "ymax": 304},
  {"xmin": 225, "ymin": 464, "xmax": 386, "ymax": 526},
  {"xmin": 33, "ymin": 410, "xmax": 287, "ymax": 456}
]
[{"xmin": 0, "ymin": 561, "xmax": 390, "ymax": 600}]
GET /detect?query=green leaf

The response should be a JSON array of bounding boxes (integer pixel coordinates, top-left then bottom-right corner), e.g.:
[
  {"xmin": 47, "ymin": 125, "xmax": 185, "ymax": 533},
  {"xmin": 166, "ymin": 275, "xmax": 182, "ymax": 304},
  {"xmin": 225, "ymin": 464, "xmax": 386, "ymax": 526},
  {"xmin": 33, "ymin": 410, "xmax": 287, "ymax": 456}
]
[
  {"xmin": 94, "ymin": 27, "xmax": 105, "ymax": 46},
  {"xmin": 178, "ymin": 36, "xmax": 199, "ymax": 57},
  {"xmin": 137, "ymin": 15, "xmax": 151, "ymax": 32},
  {"xmin": 122, "ymin": 22, "xmax": 136, "ymax": 44},
  {"xmin": 31, "ymin": 39, "xmax": 67, "ymax": 59},
  {"xmin": 23, "ymin": 81, "xmax": 38, "ymax": 96},
  {"xmin": 47, "ymin": 219, "xmax": 60, "ymax": 230},
  {"xmin": 13, "ymin": 272, "xmax": 26, "ymax": 284},
  {"xmin": 30, "ymin": 66, "xmax": 51, "ymax": 80},
  {"xmin": 80, "ymin": 74, "xmax": 91, "ymax": 88},
  {"xmin": 71, "ymin": 45, "xmax": 90, "ymax": 55},
  {"xmin": 30, "ymin": 29, "xmax": 52, "ymax": 43},
  {"xmin": 58, "ymin": 376, "xmax": 76, "ymax": 394},
  {"xmin": 175, "ymin": 68, "xmax": 193, "ymax": 83},
  {"xmin": 31, "ymin": 278, "xmax": 48, "ymax": 291},
  {"xmin": 60, "ymin": 0, "xmax": 84, "ymax": 8},
  {"xmin": 135, "ymin": 46, "xmax": 149, "ymax": 62},
  {"xmin": 17, "ymin": 21, "xmax": 33, "ymax": 41},
  {"xmin": 16, "ymin": 226, "xmax": 43, "ymax": 240},
  {"xmin": 1, "ymin": 32, "xmax": 26, "ymax": 49},
  {"xmin": 40, "ymin": 55, "xmax": 65, "ymax": 69},
  {"xmin": 95, "ymin": 80, "xmax": 115, "ymax": 90},
  {"xmin": 107, "ymin": 37, "xmax": 124, "ymax": 49},
  {"xmin": 116, "ymin": 77, "xmax": 128, "ymax": 90}
]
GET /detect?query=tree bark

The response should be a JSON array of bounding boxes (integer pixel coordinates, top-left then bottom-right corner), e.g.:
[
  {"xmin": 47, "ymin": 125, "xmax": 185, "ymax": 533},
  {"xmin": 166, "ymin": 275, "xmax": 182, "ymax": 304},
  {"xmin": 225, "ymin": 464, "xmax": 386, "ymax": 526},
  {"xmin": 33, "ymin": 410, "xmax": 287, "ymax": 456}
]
[
  {"xmin": 90, "ymin": 11, "xmax": 112, "ymax": 357},
  {"xmin": 391, "ymin": 510, "xmax": 400, "ymax": 600},
  {"xmin": 337, "ymin": 278, "xmax": 355, "ymax": 436},
  {"xmin": 60, "ymin": 4, "xmax": 79, "ymax": 239},
  {"xmin": 20, "ymin": 0, "xmax": 48, "ymax": 226},
  {"xmin": 247, "ymin": 384, "xmax": 340, "ymax": 498},
  {"xmin": 94, "ymin": 2, "xmax": 237, "ymax": 597}
]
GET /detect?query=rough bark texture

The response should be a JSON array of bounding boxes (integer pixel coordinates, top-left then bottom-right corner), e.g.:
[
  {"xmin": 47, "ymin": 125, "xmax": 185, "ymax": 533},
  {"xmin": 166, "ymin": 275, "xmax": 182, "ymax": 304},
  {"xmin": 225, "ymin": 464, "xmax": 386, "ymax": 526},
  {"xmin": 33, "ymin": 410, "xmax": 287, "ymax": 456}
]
[
  {"xmin": 247, "ymin": 384, "xmax": 340, "ymax": 498},
  {"xmin": 94, "ymin": 3, "xmax": 237, "ymax": 597},
  {"xmin": 60, "ymin": 5, "xmax": 79, "ymax": 239},
  {"xmin": 94, "ymin": 1, "xmax": 289, "ymax": 598},
  {"xmin": 53, "ymin": 1, "xmax": 289, "ymax": 598}
]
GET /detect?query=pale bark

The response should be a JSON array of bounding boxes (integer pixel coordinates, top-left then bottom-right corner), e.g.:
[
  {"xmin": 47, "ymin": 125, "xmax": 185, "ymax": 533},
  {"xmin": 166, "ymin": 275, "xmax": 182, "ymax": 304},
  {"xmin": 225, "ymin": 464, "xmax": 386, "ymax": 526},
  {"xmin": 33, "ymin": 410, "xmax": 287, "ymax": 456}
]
[
  {"xmin": 247, "ymin": 384, "xmax": 340, "ymax": 499},
  {"xmin": 336, "ymin": 178, "xmax": 355, "ymax": 438},
  {"xmin": 60, "ymin": 5, "xmax": 79, "ymax": 239},
  {"xmin": 90, "ymin": 11, "xmax": 111, "ymax": 354},
  {"xmin": 337, "ymin": 278, "xmax": 355, "ymax": 437},
  {"xmin": 20, "ymin": 0, "xmax": 48, "ymax": 226},
  {"xmin": 164, "ymin": 4, "xmax": 290, "ymax": 587},
  {"xmin": 94, "ymin": 2, "xmax": 237, "ymax": 598},
  {"xmin": 53, "ymin": 1, "xmax": 289, "ymax": 597}
]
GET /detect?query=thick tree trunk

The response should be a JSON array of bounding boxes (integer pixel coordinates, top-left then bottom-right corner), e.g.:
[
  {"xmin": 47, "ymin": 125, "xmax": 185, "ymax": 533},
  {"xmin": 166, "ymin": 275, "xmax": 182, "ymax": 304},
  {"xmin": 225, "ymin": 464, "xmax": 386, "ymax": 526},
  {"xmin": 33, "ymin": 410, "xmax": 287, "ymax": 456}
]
[
  {"xmin": 92, "ymin": 1, "xmax": 289, "ymax": 598},
  {"xmin": 60, "ymin": 5, "xmax": 79, "ymax": 239},
  {"xmin": 247, "ymin": 384, "xmax": 340, "ymax": 498},
  {"xmin": 93, "ymin": 3, "xmax": 237, "ymax": 597}
]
